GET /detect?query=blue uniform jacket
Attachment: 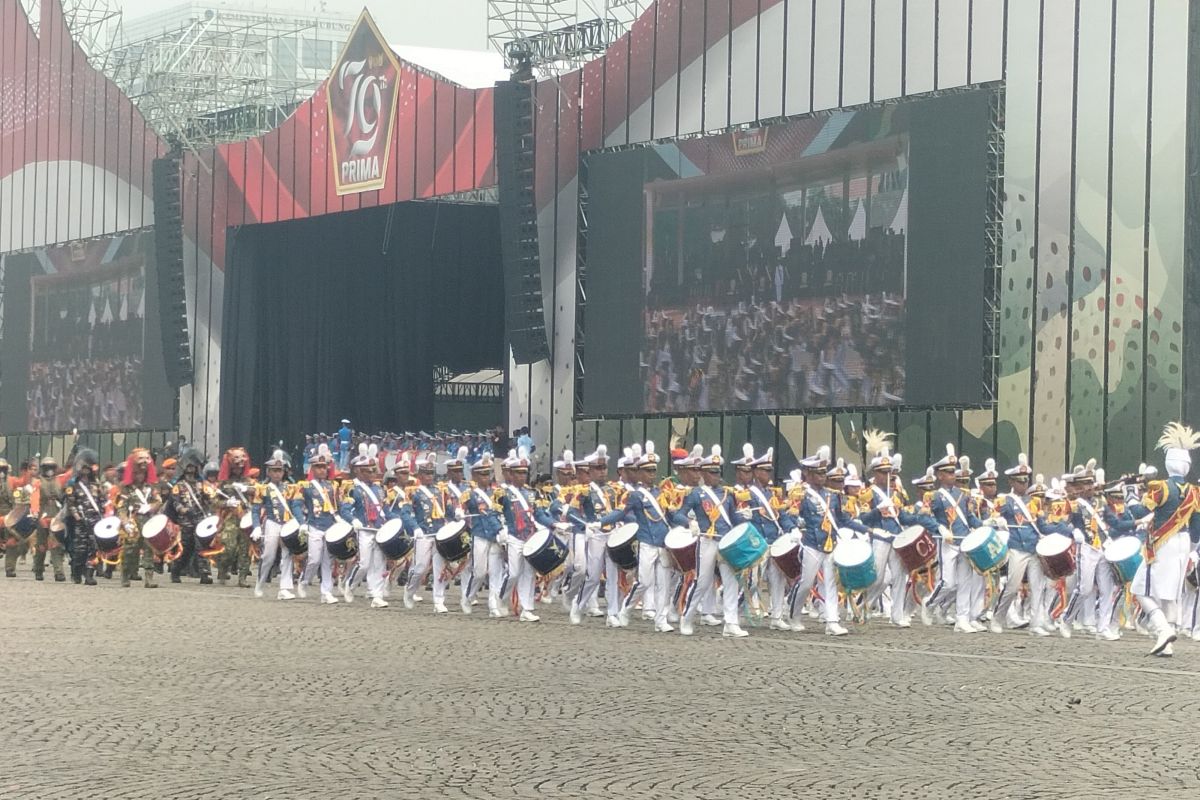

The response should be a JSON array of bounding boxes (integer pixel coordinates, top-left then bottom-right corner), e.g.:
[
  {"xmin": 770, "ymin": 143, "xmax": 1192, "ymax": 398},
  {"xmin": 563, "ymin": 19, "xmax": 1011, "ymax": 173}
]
[
  {"xmin": 338, "ymin": 480, "xmax": 388, "ymax": 529},
  {"xmin": 255, "ymin": 481, "xmax": 302, "ymax": 525},
  {"xmin": 929, "ymin": 485, "xmax": 983, "ymax": 544},
  {"xmin": 857, "ymin": 484, "xmax": 937, "ymax": 539},
  {"xmin": 1102, "ymin": 499, "xmax": 1142, "ymax": 541},
  {"xmin": 795, "ymin": 487, "xmax": 865, "ymax": 551},
  {"xmin": 674, "ymin": 485, "xmax": 737, "ymax": 540},
  {"xmin": 601, "ymin": 483, "xmax": 670, "ymax": 547},
  {"xmin": 462, "ymin": 484, "xmax": 502, "ymax": 541},
  {"xmin": 298, "ymin": 479, "xmax": 339, "ymax": 530},
  {"xmin": 1127, "ymin": 477, "xmax": 1200, "ymax": 547}
]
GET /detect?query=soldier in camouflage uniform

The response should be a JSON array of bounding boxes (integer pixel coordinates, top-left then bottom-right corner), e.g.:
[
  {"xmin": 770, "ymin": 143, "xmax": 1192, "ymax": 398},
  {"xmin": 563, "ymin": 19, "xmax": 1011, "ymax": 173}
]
[
  {"xmin": 2, "ymin": 459, "xmax": 32, "ymax": 578},
  {"xmin": 215, "ymin": 447, "xmax": 254, "ymax": 587},
  {"xmin": 167, "ymin": 448, "xmax": 215, "ymax": 584},
  {"xmin": 32, "ymin": 456, "xmax": 67, "ymax": 582},
  {"xmin": 114, "ymin": 448, "xmax": 162, "ymax": 589},
  {"xmin": 62, "ymin": 449, "xmax": 105, "ymax": 586}
]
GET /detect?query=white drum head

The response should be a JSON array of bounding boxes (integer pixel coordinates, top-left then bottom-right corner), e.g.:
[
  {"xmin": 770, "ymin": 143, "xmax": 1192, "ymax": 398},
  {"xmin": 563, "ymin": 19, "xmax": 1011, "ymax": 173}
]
[
  {"xmin": 196, "ymin": 515, "xmax": 220, "ymax": 538},
  {"xmin": 141, "ymin": 514, "xmax": 169, "ymax": 539},
  {"xmin": 720, "ymin": 522, "xmax": 753, "ymax": 549},
  {"xmin": 833, "ymin": 537, "xmax": 872, "ymax": 567},
  {"xmin": 1104, "ymin": 535, "xmax": 1142, "ymax": 562},
  {"xmin": 376, "ymin": 518, "xmax": 404, "ymax": 543},
  {"xmin": 436, "ymin": 520, "xmax": 466, "ymax": 541},
  {"xmin": 239, "ymin": 511, "xmax": 253, "ymax": 530},
  {"xmin": 94, "ymin": 516, "xmax": 121, "ymax": 540},
  {"xmin": 50, "ymin": 517, "xmax": 66, "ymax": 532},
  {"xmin": 664, "ymin": 526, "xmax": 696, "ymax": 549},
  {"xmin": 892, "ymin": 526, "xmax": 925, "ymax": 549},
  {"xmin": 325, "ymin": 520, "xmax": 352, "ymax": 543},
  {"xmin": 769, "ymin": 537, "xmax": 798, "ymax": 558},
  {"xmin": 522, "ymin": 528, "xmax": 550, "ymax": 555},
  {"xmin": 608, "ymin": 522, "xmax": 639, "ymax": 547},
  {"xmin": 960, "ymin": 527, "xmax": 993, "ymax": 553},
  {"xmin": 1036, "ymin": 532, "xmax": 1073, "ymax": 558},
  {"xmin": 280, "ymin": 519, "xmax": 300, "ymax": 537}
]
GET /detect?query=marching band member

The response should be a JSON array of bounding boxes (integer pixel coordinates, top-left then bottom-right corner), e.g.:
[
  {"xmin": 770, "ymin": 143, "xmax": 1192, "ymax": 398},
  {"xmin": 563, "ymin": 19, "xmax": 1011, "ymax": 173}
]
[
  {"xmin": 788, "ymin": 446, "xmax": 853, "ymax": 635},
  {"xmin": 442, "ymin": 447, "xmax": 474, "ymax": 612},
  {"xmin": 1061, "ymin": 461, "xmax": 1114, "ymax": 638},
  {"xmin": 1126, "ymin": 422, "xmax": 1200, "ymax": 657},
  {"xmin": 404, "ymin": 453, "xmax": 457, "ymax": 612},
  {"xmin": 2, "ymin": 458, "xmax": 31, "ymax": 579},
  {"xmin": 550, "ymin": 451, "xmax": 585, "ymax": 613},
  {"xmin": 115, "ymin": 449, "xmax": 162, "ymax": 589},
  {"xmin": 575, "ymin": 446, "xmax": 629, "ymax": 626},
  {"xmin": 600, "ymin": 442, "xmax": 673, "ymax": 632},
  {"xmin": 298, "ymin": 445, "xmax": 341, "ymax": 604},
  {"xmin": 860, "ymin": 434, "xmax": 937, "ymax": 628},
  {"xmin": 33, "ymin": 456, "xmax": 67, "ymax": 582},
  {"xmin": 990, "ymin": 459, "xmax": 1053, "ymax": 634},
  {"xmin": 166, "ymin": 448, "xmax": 215, "ymax": 585},
  {"xmin": 925, "ymin": 445, "xmax": 984, "ymax": 633},
  {"xmin": 568, "ymin": 454, "xmax": 604, "ymax": 620},
  {"xmin": 673, "ymin": 445, "xmax": 737, "ymax": 636},
  {"xmin": 252, "ymin": 451, "xmax": 303, "ymax": 600},
  {"xmin": 63, "ymin": 449, "xmax": 105, "ymax": 586},
  {"xmin": 744, "ymin": 447, "xmax": 797, "ymax": 631},
  {"xmin": 495, "ymin": 447, "xmax": 546, "ymax": 621},
  {"xmin": 460, "ymin": 452, "xmax": 503, "ymax": 616},
  {"xmin": 341, "ymin": 444, "xmax": 390, "ymax": 608},
  {"xmin": 216, "ymin": 448, "xmax": 255, "ymax": 588}
]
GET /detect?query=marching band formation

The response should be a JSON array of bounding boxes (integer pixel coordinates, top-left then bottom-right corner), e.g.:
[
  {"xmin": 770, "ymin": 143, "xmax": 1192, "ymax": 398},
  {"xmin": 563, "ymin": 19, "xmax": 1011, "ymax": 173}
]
[{"xmin": 3, "ymin": 422, "xmax": 1200, "ymax": 658}]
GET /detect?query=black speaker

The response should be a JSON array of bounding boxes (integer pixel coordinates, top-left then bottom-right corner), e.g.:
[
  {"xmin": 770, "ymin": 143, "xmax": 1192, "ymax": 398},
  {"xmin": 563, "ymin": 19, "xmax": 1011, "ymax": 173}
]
[
  {"xmin": 495, "ymin": 79, "xmax": 550, "ymax": 365},
  {"xmin": 151, "ymin": 156, "xmax": 194, "ymax": 388}
]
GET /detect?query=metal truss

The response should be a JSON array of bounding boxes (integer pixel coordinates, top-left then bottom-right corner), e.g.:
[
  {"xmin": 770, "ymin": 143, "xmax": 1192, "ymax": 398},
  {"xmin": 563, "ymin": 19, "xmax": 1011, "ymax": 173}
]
[
  {"xmin": 983, "ymin": 87, "xmax": 1005, "ymax": 404},
  {"xmin": 487, "ymin": 0, "xmax": 650, "ymax": 77}
]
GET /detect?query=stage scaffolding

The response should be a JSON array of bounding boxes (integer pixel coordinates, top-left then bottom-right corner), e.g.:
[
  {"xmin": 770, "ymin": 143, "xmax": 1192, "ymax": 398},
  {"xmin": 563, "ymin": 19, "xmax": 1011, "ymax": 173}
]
[{"xmin": 487, "ymin": 0, "xmax": 650, "ymax": 76}]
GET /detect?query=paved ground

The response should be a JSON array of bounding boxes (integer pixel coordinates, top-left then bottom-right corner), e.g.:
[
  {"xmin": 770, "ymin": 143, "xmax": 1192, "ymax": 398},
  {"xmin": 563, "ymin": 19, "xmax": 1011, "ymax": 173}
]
[{"xmin": 3, "ymin": 573, "xmax": 1199, "ymax": 799}]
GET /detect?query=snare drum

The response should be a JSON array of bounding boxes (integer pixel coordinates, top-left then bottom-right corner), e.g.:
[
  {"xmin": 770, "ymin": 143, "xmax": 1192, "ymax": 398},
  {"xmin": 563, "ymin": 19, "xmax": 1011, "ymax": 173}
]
[
  {"xmin": 718, "ymin": 522, "xmax": 768, "ymax": 571},
  {"xmin": 239, "ymin": 511, "xmax": 254, "ymax": 531},
  {"xmin": 961, "ymin": 526, "xmax": 1009, "ymax": 574},
  {"xmin": 93, "ymin": 516, "xmax": 122, "ymax": 552},
  {"xmin": 833, "ymin": 537, "xmax": 877, "ymax": 591},
  {"xmin": 664, "ymin": 526, "xmax": 698, "ymax": 573},
  {"xmin": 892, "ymin": 526, "xmax": 938, "ymax": 573},
  {"xmin": 194, "ymin": 515, "xmax": 221, "ymax": 550},
  {"xmin": 375, "ymin": 518, "xmax": 414, "ymax": 560},
  {"xmin": 1035, "ymin": 533, "xmax": 1076, "ymax": 580},
  {"xmin": 325, "ymin": 521, "xmax": 357, "ymax": 560},
  {"xmin": 50, "ymin": 516, "xmax": 68, "ymax": 547},
  {"xmin": 279, "ymin": 519, "xmax": 307, "ymax": 554},
  {"xmin": 141, "ymin": 514, "xmax": 176, "ymax": 555},
  {"xmin": 1103, "ymin": 536, "xmax": 1143, "ymax": 584},
  {"xmin": 606, "ymin": 523, "xmax": 639, "ymax": 571},
  {"xmin": 768, "ymin": 536, "xmax": 803, "ymax": 581},
  {"xmin": 522, "ymin": 528, "xmax": 568, "ymax": 576},
  {"xmin": 435, "ymin": 520, "xmax": 471, "ymax": 563}
]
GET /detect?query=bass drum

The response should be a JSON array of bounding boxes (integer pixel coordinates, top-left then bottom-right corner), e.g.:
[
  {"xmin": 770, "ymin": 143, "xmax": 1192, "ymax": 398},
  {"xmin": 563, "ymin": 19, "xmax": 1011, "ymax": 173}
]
[
  {"xmin": 375, "ymin": 518, "xmax": 414, "ymax": 560},
  {"xmin": 434, "ymin": 520, "xmax": 471, "ymax": 563},
  {"xmin": 325, "ymin": 521, "xmax": 357, "ymax": 561},
  {"xmin": 194, "ymin": 515, "xmax": 221, "ymax": 550},
  {"xmin": 279, "ymin": 519, "xmax": 307, "ymax": 555},
  {"xmin": 605, "ymin": 523, "xmax": 639, "ymax": 571}
]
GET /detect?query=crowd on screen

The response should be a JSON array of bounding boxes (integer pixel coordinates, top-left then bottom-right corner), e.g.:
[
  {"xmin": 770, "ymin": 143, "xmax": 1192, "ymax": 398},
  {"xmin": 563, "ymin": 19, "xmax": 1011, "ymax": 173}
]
[{"xmin": 27, "ymin": 357, "xmax": 144, "ymax": 432}]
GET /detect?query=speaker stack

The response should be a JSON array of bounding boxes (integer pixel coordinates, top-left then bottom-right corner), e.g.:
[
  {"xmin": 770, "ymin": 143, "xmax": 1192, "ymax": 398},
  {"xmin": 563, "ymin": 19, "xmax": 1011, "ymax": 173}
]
[{"xmin": 151, "ymin": 155, "xmax": 193, "ymax": 388}]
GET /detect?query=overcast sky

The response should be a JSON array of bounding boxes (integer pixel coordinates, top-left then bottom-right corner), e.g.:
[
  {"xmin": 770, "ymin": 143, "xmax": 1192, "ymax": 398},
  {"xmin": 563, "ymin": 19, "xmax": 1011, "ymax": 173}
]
[{"xmin": 115, "ymin": 0, "xmax": 491, "ymax": 51}]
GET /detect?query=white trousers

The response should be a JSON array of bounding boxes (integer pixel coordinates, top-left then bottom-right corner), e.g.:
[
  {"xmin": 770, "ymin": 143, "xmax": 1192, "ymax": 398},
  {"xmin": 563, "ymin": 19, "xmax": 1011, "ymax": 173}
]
[
  {"xmin": 462, "ymin": 536, "xmax": 495, "ymax": 607},
  {"xmin": 502, "ymin": 539, "xmax": 536, "ymax": 613},
  {"xmin": 789, "ymin": 546, "xmax": 839, "ymax": 624},
  {"xmin": 992, "ymin": 549, "xmax": 1033, "ymax": 628},
  {"xmin": 258, "ymin": 520, "xmax": 294, "ymax": 591},
  {"xmin": 928, "ymin": 542, "xmax": 959, "ymax": 612},
  {"xmin": 764, "ymin": 557, "xmax": 790, "ymax": 621},
  {"xmin": 622, "ymin": 544, "xmax": 671, "ymax": 625},
  {"xmin": 1067, "ymin": 543, "xmax": 1116, "ymax": 631},
  {"xmin": 560, "ymin": 531, "xmax": 587, "ymax": 607},
  {"xmin": 405, "ymin": 535, "xmax": 436, "ymax": 593},
  {"xmin": 300, "ymin": 525, "xmax": 333, "ymax": 596},
  {"xmin": 954, "ymin": 554, "xmax": 985, "ymax": 621},
  {"xmin": 682, "ymin": 537, "xmax": 739, "ymax": 625},
  {"xmin": 573, "ymin": 531, "xmax": 607, "ymax": 613},
  {"xmin": 865, "ymin": 539, "xmax": 909, "ymax": 624},
  {"xmin": 348, "ymin": 529, "xmax": 386, "ymax": 600}
]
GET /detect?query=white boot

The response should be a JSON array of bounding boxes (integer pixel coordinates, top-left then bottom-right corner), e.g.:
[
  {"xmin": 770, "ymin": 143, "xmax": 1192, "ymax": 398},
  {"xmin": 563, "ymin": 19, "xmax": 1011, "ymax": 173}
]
[
  {"xmin": 370, "ymin": 596, "xmax": 389, "ymax": 609},
  {"xmin": 433, "ymin": 601, "xmax": 448, "ymax": 614},
  {"xmin": 654, "ymin": 620, "xmax": 674, "ymax": 633},
  {"xmin": 722, "ymin": 623, "xmax": 749, "ymax": 638},
  {"xmin": 953, "ymin": 616, "xmax": 977, "ymax": 634},
  {"xmin": 277, "ymin": 588, "xmax": 295, "ymax": 601},
  {"xmin": 519, "ymin": 610, "xmax": 540, "ymax": 622},
  {"xmin": 769, "ymin": 617, "xmax": 792, "ymax": 631},
  {"xmin": 825, "ymin": 622, "xmax": 849, "ymax": 636},
  {"xmin": 295, "ymin": 582, "xmax": 307, "ymax": 599},
  {"xmin": 701, "ymin": 614, "xmax": 722, "ymax": 626},
  {"xmin": 569, "ymin": 602, "xmax": 582, "ymax": 625},
  {"xmin": 403, "ymin": 587, "xmax": 414, "ymax": 610},
  {"xmin": 320, "ymin": 592, "xmax": 338, "ymax": 605},
  {"xmin": 341, "ymin": 583, "xmax": 354, "ymax": 604},
  {"xmin": 679, "ymin": 619, "xmax": 694, "ymax": 636}
]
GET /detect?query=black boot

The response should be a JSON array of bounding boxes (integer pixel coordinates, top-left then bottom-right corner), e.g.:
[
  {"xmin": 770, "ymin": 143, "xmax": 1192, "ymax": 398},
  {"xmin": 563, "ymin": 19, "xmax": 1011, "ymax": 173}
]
[
  {"xmin": 54, "ymin": 573, "xmax": 66, "ymax": 582},
  {"xmin": 170, "ymin": 572, "xmax": 182, "ymax": 583},
  {"xmin": 199, "ymin": 574, "xmax": 213, "ymax": 585},
  {"xmin": 71, "ymin": 565, "xmax": 82, "ymax": 584},
  {"xmin": 84, "ymin": 568, "xmax": 97, "ymax": 586},
  {"xmin": 34, "ymin": 573, "xmax": 44, "ymax": 581}
]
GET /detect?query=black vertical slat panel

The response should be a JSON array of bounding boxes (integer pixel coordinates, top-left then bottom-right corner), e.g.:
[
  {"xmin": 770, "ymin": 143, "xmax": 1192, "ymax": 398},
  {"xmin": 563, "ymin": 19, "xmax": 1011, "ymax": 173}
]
[
  {"xmin": 809, "ymin": 0, "xmax": 818, "ymax": 106},
  {"xmin": 1063, "ymin": 0, "xmax": 1081, "ymax": 465},
  {"xmin": 838, "ymin": 0, "xmax": 847, "ymax": 107},
  {"xmin": 1139, "ymin": 0, "xmax": 1155, "ymax": 458},
  {"xmin": 933, "ymin": 0, "xmax": 940, "ymax": 89},
  {"xmin": 1184, "ymin": 0, "xmax": 1200, "ymax": 424},
  {"xmin": 1027, "ymin": 0, "xmax": 1046, "ymax": 455},
  {"xmin": 901, "ymin": 0, "xmax": 908, "ymax": 95}
]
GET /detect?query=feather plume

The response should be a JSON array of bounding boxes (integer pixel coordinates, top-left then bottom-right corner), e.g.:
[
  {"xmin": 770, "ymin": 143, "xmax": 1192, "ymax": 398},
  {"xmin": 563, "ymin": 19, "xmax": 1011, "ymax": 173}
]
[
  {"xmin": 985, "ymin": 458, "xmax": 996, "ymax": 472},
  {"xmin": 959, "ymin": 455, "xmax": 971, "ymax": 472},
  {"xmin": 596, "ymin": 444, "xmax": 608, "ymax": 459},
  {"xmin": 690, "ymin": 444, "xmax": 704, "ymax": 458},
  {"xmin": 456, "ymin": 446, "xmax": 468, "ymax": 461},
  {"xmin": 563, "ymin": 449, "xmax": 574, "ymax": 463},
  {"xmin": 711, "ymin": 444, "xmax": 722, "ymax": 459},
  {"xmin": 893, "ymin": 453, "xmax": 903, "ymax": 470},
  {"xmin": 1158, "ymin": 421, "xmax": 1200, "ymax": 452},
  {"xmin": 863, "ymin": 428, "xmax": 893, "ymax": 457},
  {"xmin": 816, "ymin": 445, "xmax": 830, "ymax": 462},
  {"xmin": 1018, "ymin": 453, "xmax": 1029, "ymax": 467},
  {"xmin": 645, "ymin": 441, "xmax": 655, "ymax": 457},
  {"xmin": 742, "ymin": 443, "xmax": 755, "ymax": 460},
  {"xmin": 630, "ymin": 444, "xmax": 643, "ymax": 460},
  {"xmin": 945, "ymin": 443, "xmax": 956, "ymax": 458}
]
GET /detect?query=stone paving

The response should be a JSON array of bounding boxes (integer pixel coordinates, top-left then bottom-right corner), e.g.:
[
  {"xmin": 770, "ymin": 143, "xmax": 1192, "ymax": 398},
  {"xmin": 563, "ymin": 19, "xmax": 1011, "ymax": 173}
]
[{"xmin": 2, "ymin": 573, "xmax": 1199, "ymax": 799}]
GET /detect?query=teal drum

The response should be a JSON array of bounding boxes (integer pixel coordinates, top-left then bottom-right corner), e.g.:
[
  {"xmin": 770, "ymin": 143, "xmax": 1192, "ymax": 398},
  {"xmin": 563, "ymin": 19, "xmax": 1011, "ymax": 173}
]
[
  {"xmin": 1103, "ymin": 536, "xmax": 1143, "ymax": 584},
  {"xmin": 833, "ymin": 537, "xmax": 877, "ymax": 592},
  {"xmin": 961, "ymin": 527, "xmax": 1008, "ymax": 574},
  {"xmin": 718, "ymin": 523, "xmax": 767, "ymax": 571}
]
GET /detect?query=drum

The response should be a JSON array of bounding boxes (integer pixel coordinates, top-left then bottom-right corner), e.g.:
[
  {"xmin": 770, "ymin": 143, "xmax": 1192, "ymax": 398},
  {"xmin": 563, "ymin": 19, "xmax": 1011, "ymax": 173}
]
[
  {"xmin": 93, "ymin": 516, "xmax": 122, "ymax": 552},
  {"xmin": 961, "ymin": 527, "xmax": 1009, "ymax": 574},
  {"xmin": 279, "ymin": 519, "xmax": 307, "ymax": 554},
  {"xmin": 50, "ymin": 515, "xmax": 67, "ymax": 547},
  {"xmin": 239, "ymin": 511, "xmax": 254, "ymax": 531},
  {"xmin": 325, "ymin": 520, "xmax": 357, "ymax": 560},
  {"xmin": 606, "ymin": 522, "xmax": 639, "ymax": 571},
  {"xmin": 1103, "ymin": 536, "xmax": 1143, "ymax": 584},
  {"xmin": 718, "ymin": 522, "xmax": 768, "ymax": 571},
  {"xmin": 664, "ymin": 526, "xmax": 698, "ymax": 573},
  {"xmin": 833, "ymin": 537, "xmax": 877, "ymax": 591},
  {"xmin": 434, "ymin": 520, "xmax": 471, "ymax": 563},
  {"xmin": 141, "ymin": 514, "xmax": 176, "ymax": 555},
  {"xmin": 375, "ymin": 518, "xmax": 414, "ymax": 560},
  {"xmin": 1035, "ymin": 532, "xmax": 1076, "ymax": 580},
  {"xmin": 194, "ymin": 515, "xmax": 221, "ymax": 550},
  {"xmin": 522, "ymin": 528, "xmax": 568, "ymax": 576},
  {"xmin": 4, "ymin": 509, "xmax": 36, "ymax": 536},
  {"xmin": 893, "ymin": 526, "xmax": 938, "ymax": 573},
  {"xmin": 768, "ymin": 537, "xmax": 803, "ymax": 581}
]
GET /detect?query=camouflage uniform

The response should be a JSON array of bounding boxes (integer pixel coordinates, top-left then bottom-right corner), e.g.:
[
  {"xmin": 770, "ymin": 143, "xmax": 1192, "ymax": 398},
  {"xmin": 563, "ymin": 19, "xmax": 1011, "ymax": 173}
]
[
  {"xmin": 216, "ymin": 479, "xmax": 254, "ymax": 587},
  {"xmin": 63, "ymin": 475, "xmax": 104, "ymax": 585},
  {"xmin": 115, "ymin": 482, "xmax": 162, "ymax": 588},
  {"xmin": 167, "ymin": 474, "xmax": 215, "ymax": 583},
  {"xmin": 32, "ymin": 471, "xmax": 66, "ymax": 581},
  {"xmin": 2, "ymin": 471, "xmax": 31, "ymax": 577}
]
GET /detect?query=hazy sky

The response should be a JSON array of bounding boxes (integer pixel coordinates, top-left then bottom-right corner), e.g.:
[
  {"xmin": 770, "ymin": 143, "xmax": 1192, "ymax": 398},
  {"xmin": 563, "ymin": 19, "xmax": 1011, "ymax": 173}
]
[{"xmin": 115, "ymin": 0, "xmax": 491, "ymax": 51}]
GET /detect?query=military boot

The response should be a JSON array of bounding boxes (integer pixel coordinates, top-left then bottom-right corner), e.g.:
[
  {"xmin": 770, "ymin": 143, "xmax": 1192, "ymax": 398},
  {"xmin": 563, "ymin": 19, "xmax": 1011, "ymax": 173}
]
[
  {"xmin": 84, "ymin": 568, "xmax": 97, "ymax": 586},
  {"xmin": 237, "ymin": 573, "xmax": 250, "ymax": 588},
  {"xmin": 143, "ymin": 568, "xmax": 158, "ymax": 589}
]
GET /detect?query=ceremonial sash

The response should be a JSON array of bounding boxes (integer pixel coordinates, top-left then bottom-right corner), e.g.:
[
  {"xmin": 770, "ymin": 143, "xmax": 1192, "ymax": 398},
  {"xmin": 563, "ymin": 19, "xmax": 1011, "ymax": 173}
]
[
  {"xmin": 804, "ymin": 486, "xmax": 839, "ymax": 551},
  {"xmin": 311, "ymin": 480, "xmax": 333, "ymax": 514},
  {"xmin": 1147, "ymin": 484, "xmax": 1199, "ymax": 562},
  {"xmin": 701, "ymin": 486, "xmax": 732, "ymax": 531},
  {"xmin": 353, "ymin": 479, "xmax": 383, "ymax": 526},
  {"xmin": 637, "ymin": 486, "xmax": 667, "ymax": 523},
  {"xmin": 267, "ymin": 483, "xmax": 293, "ymax": 522},
  {"xmin": 871, "ymin": 485, "xmax": 898, "ymax": 519},
  {"xmin": 1008, "ymin": 493, "xmax": 1043, "ymax": 537},
  {"xmin": 1075, "ymin": 498, "xmax": 1107, "ymax": 548}
]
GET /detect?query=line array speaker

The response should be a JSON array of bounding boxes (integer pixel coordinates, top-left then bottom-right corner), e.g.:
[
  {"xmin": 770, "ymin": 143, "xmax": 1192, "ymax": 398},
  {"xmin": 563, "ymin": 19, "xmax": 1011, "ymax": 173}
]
[{"xmin": 151, "ymin": 155, "xmax": 194, "ymax": 388}]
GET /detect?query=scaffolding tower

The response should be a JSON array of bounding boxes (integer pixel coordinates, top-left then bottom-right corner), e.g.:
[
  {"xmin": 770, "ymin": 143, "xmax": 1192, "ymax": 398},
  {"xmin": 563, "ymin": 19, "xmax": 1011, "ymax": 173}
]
[
  {"xmin": 487, "ymin": 0, "xmax": 650, "ymax": 77},
  {"xmin": 93, "ymin": 5, "xmax": 352, "ymax": 157},
  {"xmin": 19, "ymin": 0, "xmax": 123, "ymax": 58}
]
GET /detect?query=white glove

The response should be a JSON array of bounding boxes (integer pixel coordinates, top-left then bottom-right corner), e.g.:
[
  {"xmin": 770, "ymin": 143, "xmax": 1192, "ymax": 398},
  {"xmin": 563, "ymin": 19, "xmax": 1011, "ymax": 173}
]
[
  {"xmin": 497, "ymin": 528, "xmax": 510, "ymax": 546},
  {"xmin": 299, "ymin": 524, "xmax": 309, "ymax": 535},
  {"xmin": 138, "ymin": 503, "xmax": 152, "ymax": 516},
  {"xmin": 454, "ymin": 507, "xmax": 464, "ymax": 521},
  {"xmin": 233, "ymin": 482, "xmax": 248, "ymax": 493},
  {"xmin": 224, "ymin": 498, "xmax": 240, "ymax": 508},
  {"xmin": 351, "ymin": 518, "xmax": 363, "ymax": 530},
  {"xmin": 414, "ymin": 527, "xmax": 425, "ymax": 538},
  {"xmin": 554, "ymin": 521, "xmax": 572, "ymax": 532},
  {"xmin": 1072, "ymin": 528, "xmax": 1085, "ymax": 544},
  {"xmin": 250, "ymin": 527, "xmax": 263, "ymax": 542}
]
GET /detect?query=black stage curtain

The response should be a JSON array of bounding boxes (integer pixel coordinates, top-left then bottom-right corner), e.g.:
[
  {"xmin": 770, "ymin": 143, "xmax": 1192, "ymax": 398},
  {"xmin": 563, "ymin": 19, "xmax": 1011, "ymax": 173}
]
[{"xmin": 221, "ymin": 202, "xmax": 503, "ymax": 458}]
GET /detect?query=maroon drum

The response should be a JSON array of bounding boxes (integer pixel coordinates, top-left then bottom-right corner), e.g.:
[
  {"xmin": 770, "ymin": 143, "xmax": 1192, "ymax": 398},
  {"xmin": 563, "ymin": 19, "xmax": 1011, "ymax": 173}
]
[
  {"xmin": 1036, "ymin": 533, "xmax": 1077, "ymax": 580},
  {"xmin": 768, "ymin": 537, "xmax": 803, "ymax": 581},
  {"xmin": 664, "ymin": 527, "xmax": 698, "ymax": 573},
  {"xmin": 892, "ymin": 526, "xmax": 938, "ymax": 574},
  {"xmin": 141, "ymin": 514, "xmax": 177, "ymax": 556}
]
